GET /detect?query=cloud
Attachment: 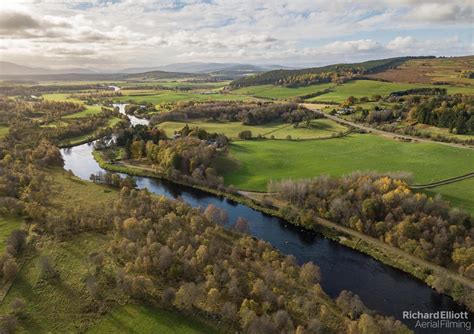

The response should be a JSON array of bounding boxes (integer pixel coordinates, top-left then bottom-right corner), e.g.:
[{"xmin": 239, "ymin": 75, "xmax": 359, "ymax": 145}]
[
  {"xmin": 407, "ymin": 3, "xmax": 472, "ymax": 23},
  {"xmin": 0, "ymin": 11, "xmax": 40, "ymax": 31},
  {"xmin": 386, "ymin": 36, "xmax": 417, "ymax": 50},
  {"xmin": 0, "ymin": 0, "xmax": 471, "ymax": 69},
  {"xmin": 321, "ymin": 39, "xmax": 382, "ymax": 53}
]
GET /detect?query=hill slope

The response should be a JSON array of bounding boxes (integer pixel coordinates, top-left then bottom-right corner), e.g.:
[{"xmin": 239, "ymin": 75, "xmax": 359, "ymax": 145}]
[{"xmin": 229, "ymin": 56, "xmax": 432, "ymax": 88}]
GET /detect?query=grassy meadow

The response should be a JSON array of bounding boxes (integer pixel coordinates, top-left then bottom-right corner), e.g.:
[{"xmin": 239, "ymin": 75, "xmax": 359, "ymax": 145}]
[
  {"xmin": 423, "ymin": 178, "xmax": 474, "ymax": 215},
  {"xmin": 115, "ymin": 90, "xmax": 252, "ymax": 104},
  {"xmin": 87, "ymin": 305, "xmax": 219, "ymax": 334},
  {"xmin": 221, "ymin": 134, "xmax": 474, "ymax": 191},
  {"xmin": 307, "ymin": 80, "xmax": 474, "ymax": 103},
  {"xmin": 232, "ymin": 83, "xmax": 334, "ymax": 99},
  {"xmin": 0, "ymin": 216, "xmax": 23, "ymax": 252},
  {"xmin": 159, "ymin": 118, "xmax": 347, "ymax": 139}
]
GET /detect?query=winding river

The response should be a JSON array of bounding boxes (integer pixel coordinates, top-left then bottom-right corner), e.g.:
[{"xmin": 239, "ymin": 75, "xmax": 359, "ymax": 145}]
[{"xmin": 60, "ymin": 104, "xmax": 472, "ymax": 332}]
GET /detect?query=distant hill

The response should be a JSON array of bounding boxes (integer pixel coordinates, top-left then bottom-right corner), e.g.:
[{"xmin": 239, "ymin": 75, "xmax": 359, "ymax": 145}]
[
  {"xmin": 229, "ymin": 56, "xmax": 433, "ymax": 88},
  {"xmin": 123, "ymin": 70, "xmax": 208, "ymax": 80},
  {"xmin": 120, "ymin": 62, "xmax": 291, "ymax": 74},
  {"xmin": 0, "ymin": 61, "xmax": 96, "ymax": 76}
]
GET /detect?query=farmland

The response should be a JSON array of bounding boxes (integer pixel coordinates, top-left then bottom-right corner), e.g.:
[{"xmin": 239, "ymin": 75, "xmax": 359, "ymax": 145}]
[
  {"xmin": 221, "ymin": 134, "xmax": 474, "ymax": 191},
  {"xmin": 306, "ymin": 80, "xmax": 474, "ymax": 103},
  {"xmin": 114, "ymin": 90, "xmax": 252, "ymax": 104},
  {"xmin": 423, "ymin": 178, "xmax": 474, "ymax": 214},
  {"xmin": 159, "ymin": 118, "xmax": 347, "ymax": 139},
  {"xmin": 232, "ymin": 82, "xmax": 334, "ymax": 99}
]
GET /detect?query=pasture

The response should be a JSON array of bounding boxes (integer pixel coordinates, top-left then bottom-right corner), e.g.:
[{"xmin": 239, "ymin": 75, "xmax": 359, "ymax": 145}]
[
  {"xmin": 232, "ymin": 83, "xmax": 334, "ymax": 99},
  {"xmin": 158, "ymin": 118, "xmax": 347, "ymax": 139},
  {"xmin": 222, "ymin": 134, "xmax": 474, "ymax": 191},
  {"xmin": 87, "ymin": 305, "xmax": 218, "ymax": 334},
  {"xmin": 114, "ymin": 90, "xmax": 251, "ymax": 104},
  {"xmin": 423, "ymin": 178, "xmax": 474, "ymax": 215},
  {"xmin": 307, "ymin": 80, "xmax": 474, "ymax": 103}
]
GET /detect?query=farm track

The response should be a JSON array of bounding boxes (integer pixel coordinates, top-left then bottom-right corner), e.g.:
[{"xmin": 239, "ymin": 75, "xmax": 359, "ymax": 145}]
[
  {"xmin": 302, "ymin": 103, "xmax": 474, "ymax": 150},
  {"xmin": 239, "ymin": 190, "xmax": 474, "ymax": 290},
  {"xmin": 409, "ymin": 172, "xmax": 474, "ymax": 189}
]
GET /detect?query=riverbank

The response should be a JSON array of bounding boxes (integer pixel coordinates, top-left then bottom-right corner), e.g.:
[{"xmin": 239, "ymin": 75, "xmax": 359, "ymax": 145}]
[{"xmin": 92, "ymin": 150, "xmax": 474, "ymax": 312}]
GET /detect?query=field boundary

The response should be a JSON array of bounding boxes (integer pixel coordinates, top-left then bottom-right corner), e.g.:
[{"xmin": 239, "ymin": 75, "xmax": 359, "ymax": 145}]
[{"xmin": 410, "ymin": 172, "xmax": 474, "ymax": 189}]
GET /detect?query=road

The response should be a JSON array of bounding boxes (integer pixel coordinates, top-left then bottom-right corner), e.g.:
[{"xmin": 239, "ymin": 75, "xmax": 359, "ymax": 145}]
[{"xmin": 302, "ymin": 103, "xmax": 474, "ymax": 150}]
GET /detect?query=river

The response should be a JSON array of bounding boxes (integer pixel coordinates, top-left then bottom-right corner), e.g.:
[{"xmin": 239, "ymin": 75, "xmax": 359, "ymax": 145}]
[{"xmin": 60, "ymin": 104, "xmax": 472, "ymax": 332}]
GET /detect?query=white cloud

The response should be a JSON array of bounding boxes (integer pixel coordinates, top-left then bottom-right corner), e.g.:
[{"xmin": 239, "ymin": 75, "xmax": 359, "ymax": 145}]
[
  {"xmin": 321, "ymin": 39, "xmax": 382, "ymax": 53},
  {"xmin": 407, "ymin": 3, "xmax": 472, "ymax": 23}
]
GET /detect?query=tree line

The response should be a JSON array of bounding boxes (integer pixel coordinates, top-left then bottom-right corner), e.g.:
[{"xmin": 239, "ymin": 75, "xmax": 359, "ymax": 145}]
[{"xmin": 150, "ymin": 101, "xmax": 317, "ymax": 126}]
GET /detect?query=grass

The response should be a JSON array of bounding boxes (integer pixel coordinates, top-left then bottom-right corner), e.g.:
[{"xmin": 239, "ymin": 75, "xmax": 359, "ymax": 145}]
[
  {"xmin": 62, "ymin": 105, "xmax": 103, "ymax": 118},
  {"xmin": 232, "ymin": 83, "xmax": 334, "ymax": 99},
  {"xmin": 0, "ymin": 232, "xmax": 114, "ymax": 333},
  {"xmin": 49, "ymin": 169, "xmax": 119, "ymax": 207},
  {"xmin": 222, "ymin": 134, "xmax": 474, "ymax": 191},
  {"xmin": 41, "ymin": 93, "xmax": 83, "ymax": 103},
  {"xmin": 423, "ymin": 178, "xmax": 474, "ymax": 215},
  {"xmin": 158, "ymin": 118, "xmax": 347, "ymax": 139},
  {"xmin": 115, "ymin": 91, "xmax": 252, "ymax": 104},
  {"xmin": 0, "ymin": 125, "xmax": 8, "ymax": 138},
  {"xmin": 87, "ymin": 305, "xmax": 219, "ymax": 334},
  {"xmin": 0, "ymin": 216, "xmax": 23, "ymax": 252},
  {"xmin": 307, "ymin": 80, "xmax": 474, "ymax": 103}
]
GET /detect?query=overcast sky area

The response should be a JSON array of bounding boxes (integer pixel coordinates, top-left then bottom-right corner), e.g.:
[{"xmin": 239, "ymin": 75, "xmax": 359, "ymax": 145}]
[{"xmin": 0, "ymin": 0, "xmax": 473, "ymax": 70}]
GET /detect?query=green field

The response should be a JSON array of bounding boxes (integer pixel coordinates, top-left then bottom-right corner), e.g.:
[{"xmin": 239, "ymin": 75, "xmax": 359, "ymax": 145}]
[
  {"xmin": 159, "ymin": 118, "xmax": 347, "ymax": 139},
  {"xmin": 232, "ymin": 83, "xmax": 334, "ymax": 99},
  {"xmin": 88, "ymin": 305, "xmax": 219, "ymax": 334},
  {"xmin": 42, "ymin": 93, "xmax": 83, "ymax": 103},
  {"xmin": 307, "ymin": 80, "xmax": 474, "ymax": 103},
  {"xmin": 0, "ymin": 125, "xmax": 8, "ymax": 138},
  {"xmin": 423, "ymin": 178, "xmax": 474, "ymax": 214},
  {"xmin": 62, "ymin": 105, "xmax": 103, "ymax": 118},
  {"xmin": 222, "ymin": 134, "xmax": 474, "ymax": 191},
  {"xmin": 0, "ymin": 216, "xmax": 23, "ymax": 252},
  {"xmin": 115, "ymin": 91, "xmax": 251, "ymax": 104}
]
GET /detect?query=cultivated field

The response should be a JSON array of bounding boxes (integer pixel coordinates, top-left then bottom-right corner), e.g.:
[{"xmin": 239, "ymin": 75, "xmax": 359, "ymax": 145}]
[
  {"xmin": 222, "ymin": 134, "xmax": 474, "ymax": 191},
  {"xmin": 158, "ymin": 118, "xmax": 347, "ymax": 139}
]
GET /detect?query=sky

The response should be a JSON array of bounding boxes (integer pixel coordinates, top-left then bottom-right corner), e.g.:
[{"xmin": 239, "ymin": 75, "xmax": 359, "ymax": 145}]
[{"xmin": 0, "ymin": 0, "xmax": 472, "ymax": 70}]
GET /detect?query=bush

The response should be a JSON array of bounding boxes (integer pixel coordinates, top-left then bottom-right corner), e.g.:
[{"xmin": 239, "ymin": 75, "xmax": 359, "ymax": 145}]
[{"xmin": 238, "ymin": 130, "xmax": 252, "ymax": 140}]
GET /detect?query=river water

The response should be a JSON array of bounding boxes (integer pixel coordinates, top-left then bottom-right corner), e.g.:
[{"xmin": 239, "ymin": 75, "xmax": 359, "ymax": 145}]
[{"xmin": 60, "ymin": 104, "xmax": 472, "ymax": 332}]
